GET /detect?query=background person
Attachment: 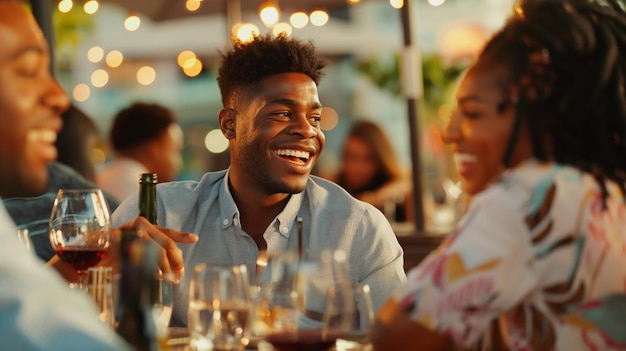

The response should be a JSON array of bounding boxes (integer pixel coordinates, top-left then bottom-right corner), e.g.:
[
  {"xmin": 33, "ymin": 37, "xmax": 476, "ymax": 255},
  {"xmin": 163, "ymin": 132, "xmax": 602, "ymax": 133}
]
[
  {"xmin": 372, "ymin": 0, "xmax": 626, "ymax": 350},
  {"xmin": 325, "ymin": 120, "xmax": 412, "ymax": 222},
  {"xmin": 97, "ymin": 101, "xmax": 184, "ymax": 202},
  {"xmin": 112, "ymin": 34, "xmax": 406, "ymax": 328}
]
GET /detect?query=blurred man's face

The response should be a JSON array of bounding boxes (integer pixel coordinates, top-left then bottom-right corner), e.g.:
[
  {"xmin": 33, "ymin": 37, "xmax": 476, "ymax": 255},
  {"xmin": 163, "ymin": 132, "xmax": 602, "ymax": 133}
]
[{"xmin": 0, "ymin": 2, "xmax": 69, "ymax": 198}]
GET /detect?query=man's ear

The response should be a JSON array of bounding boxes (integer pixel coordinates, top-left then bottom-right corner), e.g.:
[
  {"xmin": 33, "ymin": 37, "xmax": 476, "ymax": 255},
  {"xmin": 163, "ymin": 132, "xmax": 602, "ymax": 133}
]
[{"xmin": 218, "ymin": 108, "xmax": 236, "ymax": 140}]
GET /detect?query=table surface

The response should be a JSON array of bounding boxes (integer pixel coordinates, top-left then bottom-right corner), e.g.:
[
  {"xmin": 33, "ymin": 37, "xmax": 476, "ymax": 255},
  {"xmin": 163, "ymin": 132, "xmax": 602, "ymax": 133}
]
[{"xmin": 166, "ymin": 328, "xmax": 371, "ymax": 351}]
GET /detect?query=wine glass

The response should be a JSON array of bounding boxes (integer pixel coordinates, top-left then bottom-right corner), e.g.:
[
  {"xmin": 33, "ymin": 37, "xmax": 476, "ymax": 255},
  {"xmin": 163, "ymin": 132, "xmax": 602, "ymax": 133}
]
[
  {"xmin": 188, "ymin": 263, "xmax": 252, "ymax": 351},
  {"xmin": 257, "ymin": 250, "xmax": 355, "ymax": 351},
  {"xmin": 334, "ymin": 283, "xmax": 375, "ymax": 351},
  {"xmin": 49, "ymin": 189, "xmax": 111, "ymax": 289}
]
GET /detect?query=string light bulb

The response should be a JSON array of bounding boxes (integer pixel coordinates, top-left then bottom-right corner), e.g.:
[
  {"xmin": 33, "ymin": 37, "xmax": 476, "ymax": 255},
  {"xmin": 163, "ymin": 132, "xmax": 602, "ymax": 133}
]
[
  {"xmin": 58, "ymin": 0, "xmax": 73, "ymax": 13},
  {"xmin": 124, "ymin": 13, "xmax": 141, "ymax": 31},
  {"xmin": 290, "ymin": 11, "xmax": 308, "ymax": 29},
  {"xmin": 389, "ymin": 0, "xmax": 404, "ymax": 9},
  {"xmin": 259, "ymin": 1, "xmax": 280, "ymax": 27},
  {"xmin": 272, "ymin": 22, "xmax": 292, "ymax": 37},
  {"xmin": 83, "ymin": 0, "xmax": 99, "ymax": 14},
  {"xmin": 185, "ymin": 0, "xmax": 202, "ymax": 12},
  {"xmin": 309, "ymin": 9, "xmax": 329, "ymax": 27},
  {"xmin": 235, "ymin": 23, "xmax": 260, "ymax": 43}
]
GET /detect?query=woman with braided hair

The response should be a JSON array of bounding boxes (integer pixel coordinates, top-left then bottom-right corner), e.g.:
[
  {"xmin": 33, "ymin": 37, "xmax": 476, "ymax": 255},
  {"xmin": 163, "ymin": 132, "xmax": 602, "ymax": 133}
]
[{"xmin": 372, "ymin": 0, "xmax": 626, "ymax": 350}]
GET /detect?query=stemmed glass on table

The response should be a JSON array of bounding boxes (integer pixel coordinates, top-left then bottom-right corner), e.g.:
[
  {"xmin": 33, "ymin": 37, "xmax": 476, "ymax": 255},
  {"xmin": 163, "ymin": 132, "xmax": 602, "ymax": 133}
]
[
  {"xmin": 188, "ymin": 263, "xmax": 252, "ymax": 351},
  {"xmin": 49, "ymin": 189, "xmax": 111, "ymax": 289},
  {"xmin": 254, "ymin": 250, "xmax": 357, "ymax": 351}
]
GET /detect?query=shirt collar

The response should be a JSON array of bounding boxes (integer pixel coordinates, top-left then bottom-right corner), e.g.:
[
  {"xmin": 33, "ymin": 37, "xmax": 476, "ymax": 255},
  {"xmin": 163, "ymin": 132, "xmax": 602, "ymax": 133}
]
[{"xmin": 218, "ymin": 168, "xmax": 305, "ymax": 237}]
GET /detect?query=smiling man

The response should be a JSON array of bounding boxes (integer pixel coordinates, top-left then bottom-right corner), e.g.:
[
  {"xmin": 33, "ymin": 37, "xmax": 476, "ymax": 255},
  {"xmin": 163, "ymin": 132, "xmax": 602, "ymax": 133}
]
[
  {"xmin": 0, "ymin": 1, "xmax": 127, "ymax": 349},
  {"xmin": 112, "ymin": 34, "xmax": 407, "ymax": 327}
]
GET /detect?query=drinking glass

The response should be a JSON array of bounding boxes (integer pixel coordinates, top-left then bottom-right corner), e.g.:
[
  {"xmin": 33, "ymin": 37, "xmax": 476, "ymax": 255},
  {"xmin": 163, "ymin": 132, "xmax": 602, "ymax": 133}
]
[
  {"xmin": 188, "ymin": 263, "xmax": 252, "ymax": 351},
  {"xmin": 49, "ymin": 189, "xmax": 111, "ymax": 289},
  {"xmin": 154, "ymin": 272, "xmax": 175, "ymax": 329},
  {"xmin": 16, "ymin": 227, "xmax": 33, "ymax": 254},
  {"xmin": 257, "ymin": 250, "xmax": 355, "ymax": 351},
  {"xmin": 335, "ymin": 283, "xmax": 375, "ymax": 351},
  {"xmin": 86, "ymin": 266, "xmax": 116, "ymax": 328}
]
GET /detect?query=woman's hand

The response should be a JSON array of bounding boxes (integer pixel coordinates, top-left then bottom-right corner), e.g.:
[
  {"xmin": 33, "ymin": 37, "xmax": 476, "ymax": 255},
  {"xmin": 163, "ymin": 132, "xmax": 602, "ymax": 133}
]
[{"xmin": 371, "ymin": 298, "xmax": 453, "ymax": 351}]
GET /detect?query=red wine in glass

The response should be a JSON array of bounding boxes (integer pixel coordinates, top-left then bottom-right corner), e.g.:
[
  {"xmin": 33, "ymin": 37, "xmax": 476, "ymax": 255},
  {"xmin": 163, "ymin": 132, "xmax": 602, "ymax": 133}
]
[
  {"xmin": 265, "ymin": 329, "xmax": 342, "ymax": 351},
  {"xmin": 49, "ymin": 189, "xmax": 112, "ymax": 288},
  {"xmin": 54, "ymin": 247, "xmax": 108, "ymax": 272}
]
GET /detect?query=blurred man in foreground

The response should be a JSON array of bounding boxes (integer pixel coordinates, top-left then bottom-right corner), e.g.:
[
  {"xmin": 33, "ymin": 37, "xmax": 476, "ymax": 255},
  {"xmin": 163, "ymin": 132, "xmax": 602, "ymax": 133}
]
[{"xmin": 0, "ymin": 2, "xmax": 196, "ymax": 348}]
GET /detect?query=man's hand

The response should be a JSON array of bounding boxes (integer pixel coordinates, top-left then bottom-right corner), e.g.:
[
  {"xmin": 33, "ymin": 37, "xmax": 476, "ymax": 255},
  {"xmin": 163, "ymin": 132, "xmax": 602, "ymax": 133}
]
[{"xmin": 49, "ymin": 216, "xmax": 198, "ymax": 284}]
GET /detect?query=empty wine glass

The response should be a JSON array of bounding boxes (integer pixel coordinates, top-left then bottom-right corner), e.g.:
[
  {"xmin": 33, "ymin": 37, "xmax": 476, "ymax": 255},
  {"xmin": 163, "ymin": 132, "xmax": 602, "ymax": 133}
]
[
  {"xmin": 49, "ymin": 189, "xmax": 111, "ymax": 289},
  {"xmin": 188, "ymin": 263, "xmax": 252, "ymax": 351}
]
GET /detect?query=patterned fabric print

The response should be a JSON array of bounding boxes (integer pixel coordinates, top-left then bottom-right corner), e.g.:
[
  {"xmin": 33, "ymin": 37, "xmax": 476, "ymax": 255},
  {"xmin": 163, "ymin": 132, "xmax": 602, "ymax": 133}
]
[{"xmin": 395, "ymin": 161, "xmax": 626, "ymax": 350}]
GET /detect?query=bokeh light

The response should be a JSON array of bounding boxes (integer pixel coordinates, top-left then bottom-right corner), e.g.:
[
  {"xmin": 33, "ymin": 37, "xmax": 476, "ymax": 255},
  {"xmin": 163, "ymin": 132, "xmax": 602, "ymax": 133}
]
[
  {"xmin": 72, "ymin": 84, "xmax": 90, "ymax": 102},
  {"xmin": 310, "ymin": 10, "xmax": 329, "ymax": 27},
  {"xmin": 236, "ymin": 23, "xmax": 260, "ymax": 43},
  {"xmin": 58, "ymin": 0, "xmax": 72, "ymax": 13},
  {"xmin": 272, "ymin": 22, "xmax": 292, "ymax": 37},
  {"xmin": 105, "ymin": 50, "xmax": 124, "ymax": 67},
  {"xmin": 124, "ymin": 15, "xmax": 141, "ymax": 31},
  {"xmin": 83, "ymin": 0, "xmax": 99, "ymax": 14},
  {"xmin": 259, "ymin": 3, "xmax": 280, "ymax": 26},
  {"xmin": 389, "ymin": 0, "xmax": 404, "ymax": 9},
  {"xmin": 290, "ymin": 12, "xmax": 308, "ymax": 29},
  {"xmin": 182, "ymin": 58, "xmax": 203, "ymax": 77},
  {"xmin": 177, "ymin": 50, "xmax": 196, "ymax": 68},
  {"xmin": 427, "ymin": 0, "xmax": 446, "ymax": 6},
  {"xmin": 90, "ymin": 69, "xmax": 109, "ymax": 88},
  {"xmin": 185, "ymin": 0, "xmax": 201, "ymax": 12},
  {"xmin": 204, "ymin": 129, "xmax": 229, "ymax": 153},
  {"xmin": 137, "ymin": 66, "xmax": 156, "ymax": 85},
  {"xmin": 87, "ymin": 46, "xmax": 104, "ymax": 63}
]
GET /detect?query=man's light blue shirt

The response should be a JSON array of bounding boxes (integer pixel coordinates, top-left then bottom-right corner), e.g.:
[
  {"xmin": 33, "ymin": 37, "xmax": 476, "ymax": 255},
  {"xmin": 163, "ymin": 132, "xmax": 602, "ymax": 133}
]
[{"xmin": 112, "ymin": 169, "xmax": 406, "ymax": 327}]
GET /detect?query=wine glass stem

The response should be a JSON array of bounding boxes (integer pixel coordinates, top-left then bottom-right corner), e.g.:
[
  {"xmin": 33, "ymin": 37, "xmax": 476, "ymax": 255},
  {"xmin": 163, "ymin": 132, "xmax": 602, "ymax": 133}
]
[{"xmin": 77, "ymin": 270, "xmax": 88, "ymax": 290}]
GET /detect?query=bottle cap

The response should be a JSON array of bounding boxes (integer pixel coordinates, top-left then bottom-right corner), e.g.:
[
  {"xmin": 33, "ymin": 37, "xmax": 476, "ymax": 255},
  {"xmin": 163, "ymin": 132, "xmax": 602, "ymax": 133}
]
[{"xmin": 139, "ymin": 173, "xmax": 158, "ymax": 184}]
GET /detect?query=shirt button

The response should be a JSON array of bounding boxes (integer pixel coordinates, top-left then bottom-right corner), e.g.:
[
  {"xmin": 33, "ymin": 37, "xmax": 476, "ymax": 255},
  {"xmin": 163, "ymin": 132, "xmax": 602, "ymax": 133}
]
[
  {"xmin": 281, "ymin": 227, "xmax": 289, "ymax": 234},
  {"xmin": 223, "ymin": 219, "xmax": 229, "ymax": 226}
]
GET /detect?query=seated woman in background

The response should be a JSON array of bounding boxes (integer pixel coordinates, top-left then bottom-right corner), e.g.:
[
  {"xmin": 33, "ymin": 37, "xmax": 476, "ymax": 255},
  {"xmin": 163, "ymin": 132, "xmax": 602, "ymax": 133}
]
[
  {"xmin": 327, "ymin": 120, "xmax": 412, "ymax": 221},
  {"xmin": 372, "ymin": 0, "xmax": 626, "ymax": 349}
]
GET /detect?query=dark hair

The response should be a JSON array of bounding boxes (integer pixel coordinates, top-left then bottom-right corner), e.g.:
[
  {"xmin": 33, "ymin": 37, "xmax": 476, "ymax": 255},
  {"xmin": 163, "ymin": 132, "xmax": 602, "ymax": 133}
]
[
  {"xmin": 478, "ymin": 0, "xmax": 626, "ymax": 199},
  {"xmin": 337, "ymin": 120, "xmax": 405, "ymax": 193},
  {"xmin": 56, "ymin": 105, "xmax": 100, "ymax": 182},
  {"xmin": 110, "ymin": 102, "xmax": 176, "ymax": 152},
  {"xmin": 217, "ymin": 33, "xmax": 327, "ymax": 107}
]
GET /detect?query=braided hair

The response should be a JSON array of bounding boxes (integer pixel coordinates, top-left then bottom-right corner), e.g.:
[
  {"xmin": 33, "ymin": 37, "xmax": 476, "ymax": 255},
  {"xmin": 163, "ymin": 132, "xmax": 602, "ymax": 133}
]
[
  {"xmin": 477, "ymin": 0, "xmax": 626, "ymax": 201},
  {"xmin": 217, "ymin": 33, "xmax": 327, "ymax": 108}
]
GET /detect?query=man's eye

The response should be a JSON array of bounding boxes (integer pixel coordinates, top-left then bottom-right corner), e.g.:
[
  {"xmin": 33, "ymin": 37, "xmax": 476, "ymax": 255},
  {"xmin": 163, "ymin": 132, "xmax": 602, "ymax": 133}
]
[{"xmin": 275, "ymin": 112, "xmax": 291, "ymax": 117}]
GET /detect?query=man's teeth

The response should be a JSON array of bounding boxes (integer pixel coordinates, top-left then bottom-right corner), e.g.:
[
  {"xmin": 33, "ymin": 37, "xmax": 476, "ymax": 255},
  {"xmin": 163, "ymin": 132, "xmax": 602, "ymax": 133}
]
[
  {"xmin": 27, "ymin": 129, "xmax": 57, "ymax": 143},
  {"xmin": 454, "ymin": 153, "xmax": 477, "ymax": 164},
  {"xmin": 275, "ymin": 149, "xmax": 310, "ymax": 160}
]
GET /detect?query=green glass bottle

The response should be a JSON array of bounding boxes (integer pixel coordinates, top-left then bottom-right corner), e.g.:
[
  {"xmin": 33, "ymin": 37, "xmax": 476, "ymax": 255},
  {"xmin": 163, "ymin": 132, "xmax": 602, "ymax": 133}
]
[
  {"xmin": 138, "ymin": 173, "xmax": 158, "ymax": 225},
  {"xmin": 115, "ymin": 229, "xmax": 159, "ymax": 351}
]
